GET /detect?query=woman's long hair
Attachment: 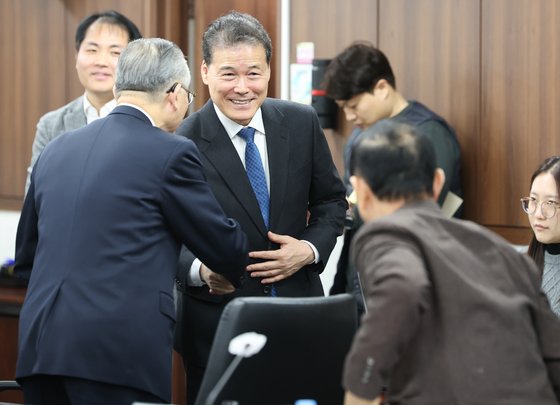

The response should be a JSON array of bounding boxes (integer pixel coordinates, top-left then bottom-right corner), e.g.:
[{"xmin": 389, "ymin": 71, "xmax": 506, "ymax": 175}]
[{"xmin": 527, "ymin": 156, "xmax": 560, "ymax": 270}]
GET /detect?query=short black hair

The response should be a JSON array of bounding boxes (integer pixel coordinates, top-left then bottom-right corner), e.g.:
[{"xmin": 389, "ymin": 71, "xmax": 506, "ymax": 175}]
[
  {"xmin": 323, "ymin": 41, "xmax": 396, "ymax": 101},
  {"xmin": 202, "ymin": 11, "xmax": 272, "ymax": 65},
  {"xmin": 350, "ymin": 120, "xmax": 436, "ymax": 201},
  {"xmin": 75, "ymin": 10, "xmax": 142, "ymax": 52}
]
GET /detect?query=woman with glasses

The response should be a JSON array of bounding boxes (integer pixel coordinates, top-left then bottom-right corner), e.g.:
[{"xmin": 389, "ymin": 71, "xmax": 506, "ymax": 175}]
[{"xmin": 521, "ymin": 156, "xmax": 560, "ymax": 316}]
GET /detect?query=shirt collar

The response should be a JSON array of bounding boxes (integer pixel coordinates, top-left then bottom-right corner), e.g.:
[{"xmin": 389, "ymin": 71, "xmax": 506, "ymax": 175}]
[
  {"xmin": 117, "ymin": 103, "xmax": 157, "ymax": 126},
  {"xmin": 83, "ymin": 94, "xmax": 117, "ymax": 124},
  {"xmin": 212, "ymin": 103, "xmax": 265, "ymax": 140}
]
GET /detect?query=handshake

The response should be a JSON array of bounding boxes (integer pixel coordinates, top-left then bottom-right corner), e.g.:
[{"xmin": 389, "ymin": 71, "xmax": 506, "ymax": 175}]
[
  {"xmin": 1, "ymin": 258, "xmax": 14, "ymax": 277},
  {"xmin": 0, "ymin": 258, "xmax": 27, "ymax": 287}
]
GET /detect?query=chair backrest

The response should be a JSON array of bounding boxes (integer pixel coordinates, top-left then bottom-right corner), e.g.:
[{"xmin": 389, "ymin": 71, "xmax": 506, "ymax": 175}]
[{"xmin": 195, "ymin": 294, "xmax": 358, "ymax": 405}]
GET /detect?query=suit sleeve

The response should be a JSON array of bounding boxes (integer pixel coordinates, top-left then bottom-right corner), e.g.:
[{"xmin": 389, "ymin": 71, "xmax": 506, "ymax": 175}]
[
  {"xmin": 25, "ymin": 115, "xmax": 54, "ymax": 195},
  {"xmin": 342, "ymin": 232, "xmax": 430, "ymax": 400},
  {"xmin": 14, "ymin": 173, "xmax": 39, "ymax": 282},
  {"xmin": 176, "ymin": 245, "xmax": 196, "ymax": 291},
  {"xmin": 161, "ymin": 141, "xmax": 248, "ymax": 287},
  {"xmin": 300, "ymin": 108, "xmax": 347, "ymax": 270}
]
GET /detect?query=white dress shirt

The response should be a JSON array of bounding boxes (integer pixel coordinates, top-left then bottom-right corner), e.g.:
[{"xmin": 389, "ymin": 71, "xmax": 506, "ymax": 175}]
[{"xmin": 83, "ymin": 95, "xmax": 117, "ymax": 124}]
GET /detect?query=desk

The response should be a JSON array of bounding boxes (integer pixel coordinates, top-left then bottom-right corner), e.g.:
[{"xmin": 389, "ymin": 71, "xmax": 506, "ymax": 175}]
[
  {"xmin": 0, "ymin": 284, "xmax": 187, "ymax": 405},
  {"xmin": 0, "ymin": 285, "xmax": 25, "ymax": 404}
]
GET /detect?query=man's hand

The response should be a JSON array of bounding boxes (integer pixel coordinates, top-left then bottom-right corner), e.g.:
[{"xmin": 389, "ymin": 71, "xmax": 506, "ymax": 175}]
[
  {"xmin": 200, "ymin": 264, "xmax": 235, "ymax": 295},
  {"xmin": 246, "ymin": 231, "xmax": 315, "ymax": 284},
  {"xmin": 344, "ymin": 391, "xmax": 381, "ymax": 405}
]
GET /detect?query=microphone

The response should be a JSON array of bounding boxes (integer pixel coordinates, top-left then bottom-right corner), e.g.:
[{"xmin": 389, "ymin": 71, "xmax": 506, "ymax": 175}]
[{"xmin": 205, "ymin": 332, "xmax": 267, "ymax": 405}]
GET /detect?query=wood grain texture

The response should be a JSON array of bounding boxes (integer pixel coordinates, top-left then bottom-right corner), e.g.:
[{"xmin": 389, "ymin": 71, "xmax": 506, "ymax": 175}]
[
  {"xmin": 0, "ymin": 0, "xmax": 67, "ymax": 205},
  {"xmin": 481, "ymin": 0, "xmax": 560, "ymax": 227},
  {"xmin": 289, "ymin": 0, "xmax": 378, "ymax": 172},
  {"xmin": 379, "ymin": 0, "xmax": 481, "ymax": 221}
]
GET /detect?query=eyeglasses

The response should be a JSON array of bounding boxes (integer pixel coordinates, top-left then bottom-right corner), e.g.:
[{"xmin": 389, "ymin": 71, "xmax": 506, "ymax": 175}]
[
  {"xmin": 166, "ymin": 82, "xmax": 196, "ymax": 104},
  {"xmin": 520, "ymin": 197, "xmax": 560, "ymax": 219}
]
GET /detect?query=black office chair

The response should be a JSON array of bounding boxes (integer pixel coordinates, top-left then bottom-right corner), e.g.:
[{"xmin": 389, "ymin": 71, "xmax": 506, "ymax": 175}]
[{"xmin": 195, "ymin": 294, "xmax": 358, "ymax": 405}]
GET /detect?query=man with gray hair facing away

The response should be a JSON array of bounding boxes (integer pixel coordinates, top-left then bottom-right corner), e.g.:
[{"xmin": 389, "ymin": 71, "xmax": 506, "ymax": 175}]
[{"xmin": 14, "ymin": 38, "xmax": 248, "ymax": 405}]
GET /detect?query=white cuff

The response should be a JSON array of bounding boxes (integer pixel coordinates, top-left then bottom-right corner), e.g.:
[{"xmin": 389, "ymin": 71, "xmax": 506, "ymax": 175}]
[
  {"xmin": 187, "ymin": 258, "xmax": 205, "ymax": 286},
  {"xmin": 302, "ymin": 240, "xmax": 319, "ymax": 264}
]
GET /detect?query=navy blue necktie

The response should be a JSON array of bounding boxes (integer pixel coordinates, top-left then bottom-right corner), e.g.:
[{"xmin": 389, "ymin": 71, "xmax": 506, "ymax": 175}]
[
  {"xmin": 238, "ymin": 127, "xmax": 277, "ymax": 297},
  {"xmin": 238, "ymin": 127, "xmax": 270, "ymax": 229}
]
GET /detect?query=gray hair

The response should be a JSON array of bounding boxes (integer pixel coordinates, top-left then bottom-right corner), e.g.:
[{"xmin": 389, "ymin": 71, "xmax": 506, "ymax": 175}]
[
  {"xmin": 202, "ymin": 11, "xmax": 272, "ymax": 65},
  {"xmin": 115, "ymin": 38, "xmax": 190, "ymax": 97}
]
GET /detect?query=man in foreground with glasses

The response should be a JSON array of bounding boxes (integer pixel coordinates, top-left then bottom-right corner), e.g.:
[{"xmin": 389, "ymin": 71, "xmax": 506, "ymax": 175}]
[
  {"xmin": 343, "ymin": 120, "xmax": 560, "ymax": 405},
  {"xmin": 14, "ymin": 38, "xmax": 248, "ymax": 405},
  {"xmin": 522, "ymin": 156, "xmax": 560, "ymax": 316}
]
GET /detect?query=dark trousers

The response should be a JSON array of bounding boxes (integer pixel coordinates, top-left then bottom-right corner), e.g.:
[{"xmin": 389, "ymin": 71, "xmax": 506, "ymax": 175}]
[
  {"xmin": 20, "ymin": 374, "xmax": 166, "ymax": 405},
  {"xmin": 185, "ymin": 363, "xmax": 205, "ymax": 405}
]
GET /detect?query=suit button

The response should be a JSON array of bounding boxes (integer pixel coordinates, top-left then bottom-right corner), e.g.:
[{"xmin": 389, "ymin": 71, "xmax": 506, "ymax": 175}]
[{"xmin": 263, "ymin": 286, "xmax": 271, "ymax": 294}]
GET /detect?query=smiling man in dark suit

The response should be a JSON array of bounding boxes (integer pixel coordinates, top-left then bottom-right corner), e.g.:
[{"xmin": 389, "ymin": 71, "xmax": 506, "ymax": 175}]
[
  {"xmin": 14, "ymin": 38, "xmax": 248, "ymax": 405},
  {"xmin": 173, "ymin": 11, "xmax": 348, "ymax": 404}
]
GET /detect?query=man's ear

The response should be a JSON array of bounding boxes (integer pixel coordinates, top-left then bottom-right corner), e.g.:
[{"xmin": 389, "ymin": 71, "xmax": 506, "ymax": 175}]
[
  {"xmin": 166, "ymin": 84, "xmax": 180, "ymax": 112},
  {"xmin": 373, "ymin": 79, "xmax": 390, "ymax": 99},
  {"xmin": 433, "ymin": 168, "xmax": 446, "ymax": 201},
  {"xmin": 201, "ymin": 60, "xmax": 209, "ymax": 85}
]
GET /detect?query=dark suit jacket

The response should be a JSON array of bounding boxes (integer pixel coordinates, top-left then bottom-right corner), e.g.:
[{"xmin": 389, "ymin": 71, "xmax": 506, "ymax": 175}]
[
  {"xmin": 14, "ymin": 106, "xmax": 248, "ymax": 402},
  {"xmin": 344, "ymin": 200, "xmax": 560, "ymax": 404},
  {"xmin": 174, "ymin": 99, "xmax": 347, "ymax": 366}
]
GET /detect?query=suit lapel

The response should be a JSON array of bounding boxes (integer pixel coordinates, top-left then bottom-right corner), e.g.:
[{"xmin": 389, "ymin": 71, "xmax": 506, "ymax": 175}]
[
  {"xmin": 261, "ymin": 101, "xmax": 289, "ymax": 230},
  {"xmin": 197, "ymin": 103, "xmax": 269, "ymax": 237},
  {"xmin": 63, "ymin": 96, "xmax": 87, "ymax": 131}
]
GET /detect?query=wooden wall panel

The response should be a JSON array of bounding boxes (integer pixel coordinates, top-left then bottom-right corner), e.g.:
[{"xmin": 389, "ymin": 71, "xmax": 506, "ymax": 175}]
[
  {"xmin": 289, "ymin": 0, "xmax": 378, "ymax": 175},
  {"xmin": 379, "ymin": 0, "xmax": 481, "ymax": 221},
  {"xmin": 0, "ymin": 0, "xmax": 67, "ymax": 209},
  {"xmin": 290, "ymin": 0, "xmax": 378, "ymax": 61},
  {"xmin": 287, "ymin": 0, "xmax": 540, "ymax": 244},
  {"xmin": 481, "ymin": 0, "xmax": 560, "ymax": 237}
]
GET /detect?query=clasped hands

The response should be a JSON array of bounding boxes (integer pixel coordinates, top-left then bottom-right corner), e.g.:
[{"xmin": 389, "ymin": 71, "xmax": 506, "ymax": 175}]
[{"xmin": 201, "ymin": 231, "xmax": 315, "ymax": 295}]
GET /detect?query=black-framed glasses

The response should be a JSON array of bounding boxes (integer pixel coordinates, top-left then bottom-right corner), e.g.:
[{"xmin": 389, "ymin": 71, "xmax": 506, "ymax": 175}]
[
  {"xmin": 166, "ymin": 82, "xmax": 196, "ymax": 104},
  {"xmin": 520, "ymin": 197, "xmax": 560, "ymax": 219}
]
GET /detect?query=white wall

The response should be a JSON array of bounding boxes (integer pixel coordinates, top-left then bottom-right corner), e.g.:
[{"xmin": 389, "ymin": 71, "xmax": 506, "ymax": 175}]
[{"xmin": 0, "ymin": 210, "xmax": 20, "ymax": 262}]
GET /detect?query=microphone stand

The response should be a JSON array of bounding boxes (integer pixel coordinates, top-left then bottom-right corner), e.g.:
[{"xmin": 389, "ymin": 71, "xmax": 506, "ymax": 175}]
[
  {"xmin": 205, "ymin": 352, "xmax": 245, "ymax": 405},
  {"xmin": 204, "ymin": 332, "xmax": 267, "ymax": 405}
]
